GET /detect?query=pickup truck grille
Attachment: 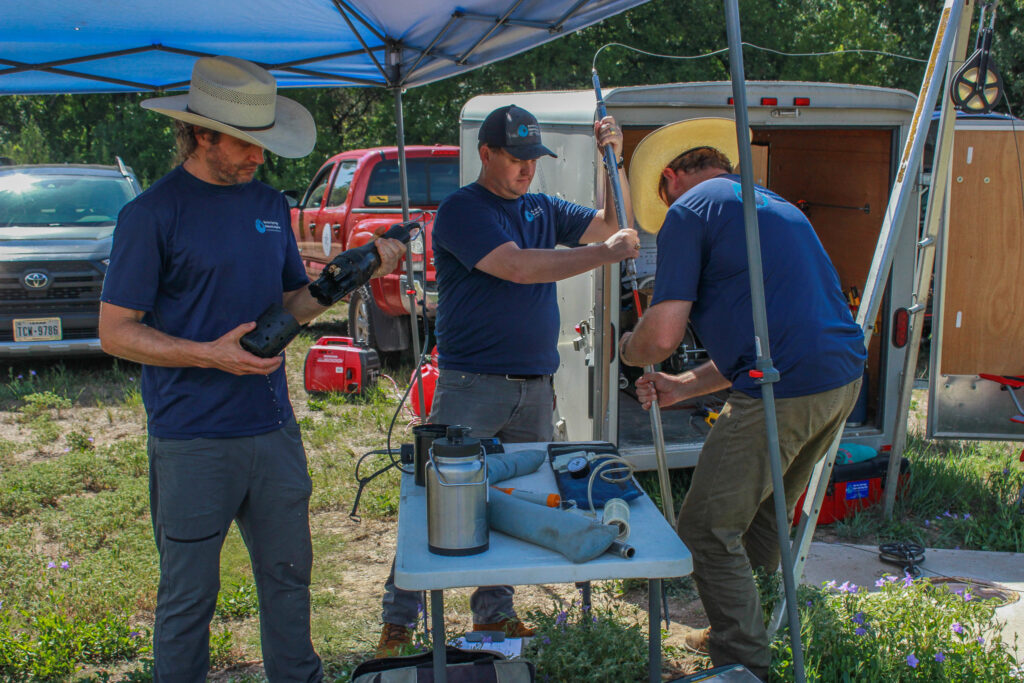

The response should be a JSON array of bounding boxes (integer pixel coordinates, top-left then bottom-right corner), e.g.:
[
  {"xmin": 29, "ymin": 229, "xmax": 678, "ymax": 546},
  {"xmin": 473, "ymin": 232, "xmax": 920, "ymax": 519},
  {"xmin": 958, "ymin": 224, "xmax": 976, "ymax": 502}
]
[{"xmin": 0, "ymin": 260, "xmax": 105, "ymax": 341}]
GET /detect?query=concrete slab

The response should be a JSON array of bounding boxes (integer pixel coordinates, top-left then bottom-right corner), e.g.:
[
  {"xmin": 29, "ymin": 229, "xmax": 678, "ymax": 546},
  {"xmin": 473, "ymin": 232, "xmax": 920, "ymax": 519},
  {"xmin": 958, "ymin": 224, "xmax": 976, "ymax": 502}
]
[{"xmin": 803, "ymin": 542, "xmax": 1024, "ymax": 661}]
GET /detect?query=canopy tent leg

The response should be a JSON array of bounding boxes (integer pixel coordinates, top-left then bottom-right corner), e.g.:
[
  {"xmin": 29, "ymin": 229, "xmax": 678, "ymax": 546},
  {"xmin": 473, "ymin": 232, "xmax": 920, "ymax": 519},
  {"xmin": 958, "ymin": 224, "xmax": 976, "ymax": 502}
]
[
  {"xmin": 723, "ymin": 2, "xmax": 805, "ymax": 680},
  {"xmin": 391, "ymin": 57, "xmax": 427, "ymax": 417}
]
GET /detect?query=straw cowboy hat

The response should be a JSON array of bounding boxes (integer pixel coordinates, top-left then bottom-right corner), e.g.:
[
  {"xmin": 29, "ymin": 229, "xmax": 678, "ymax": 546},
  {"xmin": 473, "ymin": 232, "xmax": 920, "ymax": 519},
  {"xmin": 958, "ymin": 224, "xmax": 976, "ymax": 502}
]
[
  {"xmin": 628, "ymin": 118, "xmax": 745, "ymax": 234},
  {"xmin": 141, "ymin": 56, "xmax": 316, "ymax": 159}
]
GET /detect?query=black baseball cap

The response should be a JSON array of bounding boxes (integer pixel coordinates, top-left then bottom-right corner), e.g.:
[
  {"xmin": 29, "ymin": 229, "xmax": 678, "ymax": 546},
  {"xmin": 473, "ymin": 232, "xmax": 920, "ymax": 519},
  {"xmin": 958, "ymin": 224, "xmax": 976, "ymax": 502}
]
[{"xmin": 478, "ymin": 105, "xmax": 557, "ymax": 160}]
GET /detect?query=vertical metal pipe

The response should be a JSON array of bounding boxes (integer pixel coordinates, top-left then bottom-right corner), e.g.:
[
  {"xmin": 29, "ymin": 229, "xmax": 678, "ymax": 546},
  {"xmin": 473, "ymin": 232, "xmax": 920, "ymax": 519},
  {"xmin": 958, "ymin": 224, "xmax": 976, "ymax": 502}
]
[
  {"xmin": 648, "ymin": 578, "xmax": 662, "ymax": 683},
  {"xmin": 723, "ymin": 2, "xmax": 805, "ymax": 680},
  {"xmin": 392, "ymin": 78, "xmax": 426, "ymax": 416},
  {"xmin": 431, "ymin": 589, "xmax": 446, "ymax": 683},
  {"xmin": 592, "ymin": 71, "xmax": 675, "ymax": 523}
]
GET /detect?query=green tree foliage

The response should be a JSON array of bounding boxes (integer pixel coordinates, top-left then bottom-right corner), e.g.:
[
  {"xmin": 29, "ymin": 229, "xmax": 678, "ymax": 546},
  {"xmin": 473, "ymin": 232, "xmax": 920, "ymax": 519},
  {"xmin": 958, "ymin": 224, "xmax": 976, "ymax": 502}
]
[{"xmin": 0, "ymin": 0, "xmax": 1021, "ymax": 191}]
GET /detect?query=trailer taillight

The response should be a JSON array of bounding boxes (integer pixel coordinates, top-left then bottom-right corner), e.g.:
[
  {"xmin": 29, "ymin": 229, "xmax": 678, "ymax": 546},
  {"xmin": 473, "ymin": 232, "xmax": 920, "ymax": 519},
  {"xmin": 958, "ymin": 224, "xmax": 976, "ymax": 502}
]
[
  {"xmin": 760, "ymin": 97, "xmax": 778, "ymax": 106},
  {"xmin": 793, "ymin": 97, "xmax": 811, "ymax": 106},
  {"xmin": 892, "ymin": 308, "xmax": 910, "ymax": 348}
]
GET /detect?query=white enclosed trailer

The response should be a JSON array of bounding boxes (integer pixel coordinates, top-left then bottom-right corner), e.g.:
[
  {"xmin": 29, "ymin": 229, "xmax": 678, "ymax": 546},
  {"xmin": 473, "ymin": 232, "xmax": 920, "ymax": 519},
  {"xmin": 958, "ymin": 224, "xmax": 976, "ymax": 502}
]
[{"xmin": 459, "ymin": 81, "xmax": 924, "ymax": 468}]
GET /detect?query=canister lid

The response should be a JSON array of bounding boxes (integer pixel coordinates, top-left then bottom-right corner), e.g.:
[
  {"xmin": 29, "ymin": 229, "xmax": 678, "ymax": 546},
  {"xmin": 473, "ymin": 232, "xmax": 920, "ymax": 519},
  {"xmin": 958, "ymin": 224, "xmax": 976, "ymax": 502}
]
[{"xmin": 431, "ymin": 424, "xmax": 481, "ymax": 459}]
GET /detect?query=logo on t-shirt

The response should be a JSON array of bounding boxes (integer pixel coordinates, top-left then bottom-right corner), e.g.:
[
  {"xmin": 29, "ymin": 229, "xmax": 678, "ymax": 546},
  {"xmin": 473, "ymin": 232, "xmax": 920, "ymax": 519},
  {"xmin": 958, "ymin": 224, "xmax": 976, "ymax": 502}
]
[
  {"xmin": 731, "ymin": 182, "xmax": 770, "ymax": 209},
  {"xmin": 522, "ymin": 205, "xmax": 544, "ymax": 222},
  {"xmin": 255, "ymin": 219, "xmax": 283, "ymax": 234}
]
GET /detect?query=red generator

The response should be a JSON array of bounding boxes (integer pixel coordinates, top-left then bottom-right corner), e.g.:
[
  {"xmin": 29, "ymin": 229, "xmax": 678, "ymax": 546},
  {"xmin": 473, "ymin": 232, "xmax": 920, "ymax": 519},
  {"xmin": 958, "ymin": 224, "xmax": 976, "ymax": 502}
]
[
  {"xmin": 793, "ymin": 454, "xmax": 910, "ymax": 526},
  {"xmin": 304, "ymin": 336, "xmax": 380, "ymax": 394}
]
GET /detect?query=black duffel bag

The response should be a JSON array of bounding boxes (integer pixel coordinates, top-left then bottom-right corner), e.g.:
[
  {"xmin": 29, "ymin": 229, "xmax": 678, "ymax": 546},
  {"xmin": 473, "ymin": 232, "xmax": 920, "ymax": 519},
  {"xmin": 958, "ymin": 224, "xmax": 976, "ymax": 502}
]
[{"xmin": 351, "ymin": 646, "xmax": 534, "ymax": 682}]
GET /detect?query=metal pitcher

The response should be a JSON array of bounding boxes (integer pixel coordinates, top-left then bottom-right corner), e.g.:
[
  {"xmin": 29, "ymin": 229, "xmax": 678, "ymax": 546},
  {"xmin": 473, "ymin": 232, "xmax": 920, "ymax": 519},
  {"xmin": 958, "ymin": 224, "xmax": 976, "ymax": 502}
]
[{"xmin": 425, "ymin": 425, "xmax": 488, "ymax": 556}]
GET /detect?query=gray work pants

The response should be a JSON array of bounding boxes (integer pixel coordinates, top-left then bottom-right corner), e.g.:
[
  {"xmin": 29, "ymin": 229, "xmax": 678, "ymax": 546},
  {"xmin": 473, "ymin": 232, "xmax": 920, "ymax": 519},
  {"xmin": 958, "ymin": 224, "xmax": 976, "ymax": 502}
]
[
  {"xmin": 148, "ymin": 419, "xmax": 322, "ymax": 683},
  {"xmin": 382, "ymin": 370, "xmax": 554, "ymax": 626},
  {"xmin": 678, "ymin": 379, "xmax": 861, "ymax": 680}
]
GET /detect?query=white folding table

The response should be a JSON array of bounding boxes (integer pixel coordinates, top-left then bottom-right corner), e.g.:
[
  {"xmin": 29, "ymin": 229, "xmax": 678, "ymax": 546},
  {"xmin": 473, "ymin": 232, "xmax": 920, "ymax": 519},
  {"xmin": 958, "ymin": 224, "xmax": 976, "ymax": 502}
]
[{"xmin": 394, "ymin": 442, "xmax": 692, "ymax": 682}]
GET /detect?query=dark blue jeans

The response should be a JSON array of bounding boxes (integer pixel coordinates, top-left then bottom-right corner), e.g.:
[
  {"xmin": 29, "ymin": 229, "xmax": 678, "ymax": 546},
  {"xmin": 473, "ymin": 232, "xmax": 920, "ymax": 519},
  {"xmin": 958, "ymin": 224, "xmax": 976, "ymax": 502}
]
[{"xmin": 148, "ymin": 419, "xmax": 322, "ymax": 683}]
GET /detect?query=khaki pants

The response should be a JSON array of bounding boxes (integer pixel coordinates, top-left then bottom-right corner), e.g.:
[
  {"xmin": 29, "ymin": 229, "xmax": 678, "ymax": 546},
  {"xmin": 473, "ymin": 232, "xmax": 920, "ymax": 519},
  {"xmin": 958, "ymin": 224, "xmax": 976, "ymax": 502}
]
[{"xmin": 678, "ymin": 379, "xmax": 861, "ymax": 680}]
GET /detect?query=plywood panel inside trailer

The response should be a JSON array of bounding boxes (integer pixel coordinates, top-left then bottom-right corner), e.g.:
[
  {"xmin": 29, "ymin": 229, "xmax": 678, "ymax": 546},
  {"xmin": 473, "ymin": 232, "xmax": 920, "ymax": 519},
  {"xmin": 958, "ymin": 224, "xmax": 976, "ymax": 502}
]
[{"xmin": 941, "ymin": 128, "xmax": 1024, "ymax": 376}]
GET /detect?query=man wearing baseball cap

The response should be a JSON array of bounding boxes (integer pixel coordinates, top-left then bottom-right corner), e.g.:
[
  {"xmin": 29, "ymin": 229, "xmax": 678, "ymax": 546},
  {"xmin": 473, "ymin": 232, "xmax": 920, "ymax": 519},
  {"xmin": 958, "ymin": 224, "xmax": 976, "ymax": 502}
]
[
  {"xmin": 376, "ymin": 104, "xmax": 640, "ymax": 654},
  {"xmin": 99, "ymin": 55, "xmax": 403, "ymax": 681},
  {"xmin": 618, "ymin": 118, "xmax": 865, "ymax": 679}
]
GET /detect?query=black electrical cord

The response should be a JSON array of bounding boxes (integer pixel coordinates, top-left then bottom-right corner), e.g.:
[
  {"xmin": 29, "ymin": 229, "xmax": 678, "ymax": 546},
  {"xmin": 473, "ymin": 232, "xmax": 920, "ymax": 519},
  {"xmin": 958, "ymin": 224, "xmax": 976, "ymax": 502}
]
[
  {"xmin": 348, "ymin": 263, "xmax": 437, "ymax": 522},
  {"xmin": 878, "ymin": 542, "xmax": 926, "ymax": 577}
]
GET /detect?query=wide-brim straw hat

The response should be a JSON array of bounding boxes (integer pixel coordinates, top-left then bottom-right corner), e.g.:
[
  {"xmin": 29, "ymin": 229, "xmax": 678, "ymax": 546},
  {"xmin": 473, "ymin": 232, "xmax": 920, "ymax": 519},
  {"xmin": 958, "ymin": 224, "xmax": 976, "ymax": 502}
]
[
  {"xmin": 628, "ymin": 118, "xmax": 744, "ymax": 234},
  {"xmin": 141, "ymin": 56, "xmax": 315, "ymax": 159}
]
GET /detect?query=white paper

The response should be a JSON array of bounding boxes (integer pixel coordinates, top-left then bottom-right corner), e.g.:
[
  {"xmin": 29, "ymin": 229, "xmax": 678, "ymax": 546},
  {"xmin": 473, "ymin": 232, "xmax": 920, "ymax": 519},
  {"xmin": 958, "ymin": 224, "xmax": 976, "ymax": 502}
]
[{"xmin": 453, "ymin": 635, "xmax": 525, "ymax": 659}]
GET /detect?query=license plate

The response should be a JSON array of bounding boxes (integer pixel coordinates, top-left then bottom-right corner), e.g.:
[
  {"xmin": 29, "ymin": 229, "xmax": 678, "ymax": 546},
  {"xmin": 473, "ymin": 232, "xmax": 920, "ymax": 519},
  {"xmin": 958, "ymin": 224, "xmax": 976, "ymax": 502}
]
[{"xmin": 13, "ymin": 317, "xmax": 62, "ymax": 342}]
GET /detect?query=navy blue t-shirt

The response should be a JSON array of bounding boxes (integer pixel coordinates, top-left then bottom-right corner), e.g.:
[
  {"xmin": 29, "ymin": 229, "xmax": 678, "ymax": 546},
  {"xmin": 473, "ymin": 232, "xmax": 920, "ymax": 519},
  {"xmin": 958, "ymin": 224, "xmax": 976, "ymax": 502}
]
[
  {"xmin": 432, "ymin": 183, "xmax": 596, "ymax": 375},
  {"xmin": 651, "ymin": 174, "xmax": 865, "ymax": 398},
  {"xmin": 101, "ymin": 166, "xmax": 309, "ymax": 438}
]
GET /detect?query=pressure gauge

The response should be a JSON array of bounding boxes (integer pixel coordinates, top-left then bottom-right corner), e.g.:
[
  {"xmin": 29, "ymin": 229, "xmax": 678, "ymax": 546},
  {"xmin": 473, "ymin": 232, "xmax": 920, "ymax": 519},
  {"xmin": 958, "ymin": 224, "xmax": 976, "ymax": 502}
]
[{"xmin": 567, "ymin": 455, "xmax": 590, "ymax": 479}]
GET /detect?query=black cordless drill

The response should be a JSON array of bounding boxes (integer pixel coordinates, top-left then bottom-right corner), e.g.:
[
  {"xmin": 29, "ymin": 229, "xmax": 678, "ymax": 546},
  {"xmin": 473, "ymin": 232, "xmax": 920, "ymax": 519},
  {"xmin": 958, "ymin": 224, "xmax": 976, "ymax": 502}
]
[{"xmin": 240, "ymin": 220, "xmax": 417, "ymax": 358}]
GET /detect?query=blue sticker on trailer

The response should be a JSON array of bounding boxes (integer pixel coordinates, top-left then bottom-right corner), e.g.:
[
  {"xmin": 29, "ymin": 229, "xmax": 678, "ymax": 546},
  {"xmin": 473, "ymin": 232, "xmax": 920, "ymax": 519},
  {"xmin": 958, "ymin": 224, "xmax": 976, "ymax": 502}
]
[{"xmin": 846, "ymin": 480, "xmax": 870, "ymax": 500}]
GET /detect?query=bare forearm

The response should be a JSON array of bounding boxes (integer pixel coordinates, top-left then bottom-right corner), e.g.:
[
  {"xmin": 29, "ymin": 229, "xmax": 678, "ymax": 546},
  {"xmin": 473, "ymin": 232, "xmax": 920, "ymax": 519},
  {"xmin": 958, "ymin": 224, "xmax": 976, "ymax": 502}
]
[
  {"xmin": 99, "ymin": 316, "xmax": 211, "ymax": 368},
  {"xmin": 683, "ymin": 361, "xmax": 732, "ymax": 396},
  {"xmin": 283, "ymin": 286, "xmax": 328, "ymax": 325},
  {"xmin": 497, "ymin": 243, "xmax": 619, "ymax": 284}
]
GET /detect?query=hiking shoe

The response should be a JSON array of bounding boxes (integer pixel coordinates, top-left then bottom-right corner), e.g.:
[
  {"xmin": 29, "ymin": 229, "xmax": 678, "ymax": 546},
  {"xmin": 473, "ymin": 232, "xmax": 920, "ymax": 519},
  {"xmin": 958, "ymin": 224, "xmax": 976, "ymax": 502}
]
[
  {"xmin": 376, "ymin": 622, "xmax": 413, "ymax": 657},
  {"xmin": 681, "ymin": 625, "xmax": 711, "ymax": 655},
  {"xmin": 472, "ymin": 618, "xmax": 536, "ymax": 638}
]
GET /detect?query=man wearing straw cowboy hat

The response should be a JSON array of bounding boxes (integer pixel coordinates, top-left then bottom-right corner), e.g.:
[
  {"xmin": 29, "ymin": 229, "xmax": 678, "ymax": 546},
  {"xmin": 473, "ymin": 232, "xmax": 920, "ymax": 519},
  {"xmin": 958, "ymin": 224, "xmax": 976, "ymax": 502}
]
[
  {"xmin": 618, "ymin": 118, "xmax": 865, "ymax": 679},
  {"xmin": 99, "ymin": 56, "xmax": 403, "ymax": 681}
]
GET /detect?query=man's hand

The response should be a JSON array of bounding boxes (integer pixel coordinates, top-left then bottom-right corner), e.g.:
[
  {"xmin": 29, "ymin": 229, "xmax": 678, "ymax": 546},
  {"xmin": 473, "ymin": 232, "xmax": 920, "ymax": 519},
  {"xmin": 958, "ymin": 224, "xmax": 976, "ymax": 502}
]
[
  {"xmin": 372, "ymin": 237, "xmax": 406, "ymax": 278},
  {"xmin": 594, "ymin": 115, "xmax": 623, "ymax": 159},
  {"xmin": 635, "ymin": 371, "xmax": 692, "ymax": 410},
  {"xmin": 206, "ymin": 322, "xmax": 284, "ymax": 376},
  {"xmin": 603, "ymin": 227, "xmax": 641, "ymax": 262}
]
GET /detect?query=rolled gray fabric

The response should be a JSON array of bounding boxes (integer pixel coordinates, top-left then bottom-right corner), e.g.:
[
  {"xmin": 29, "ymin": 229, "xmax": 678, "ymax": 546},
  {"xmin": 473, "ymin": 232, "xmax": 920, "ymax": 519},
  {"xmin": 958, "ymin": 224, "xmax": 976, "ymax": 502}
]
[
  {"xmin": 488, "ymin": 493, "xmax": 618, "ymax": 563},
  {"xmin": 486, "ymin": 449, "xmax": 547, "ymax": 484}
]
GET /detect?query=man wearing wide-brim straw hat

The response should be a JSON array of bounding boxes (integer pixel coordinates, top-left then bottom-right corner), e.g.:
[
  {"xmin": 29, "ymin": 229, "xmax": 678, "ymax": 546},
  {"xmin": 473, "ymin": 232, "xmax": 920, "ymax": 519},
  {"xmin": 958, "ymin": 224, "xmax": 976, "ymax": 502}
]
[
  {"xmin": 618, "ymin": 118, "xmax": 866, "ymax": 679},
  {"xmin": 99, "ymin": 55, "xmax": 402, "ymax": 681}
]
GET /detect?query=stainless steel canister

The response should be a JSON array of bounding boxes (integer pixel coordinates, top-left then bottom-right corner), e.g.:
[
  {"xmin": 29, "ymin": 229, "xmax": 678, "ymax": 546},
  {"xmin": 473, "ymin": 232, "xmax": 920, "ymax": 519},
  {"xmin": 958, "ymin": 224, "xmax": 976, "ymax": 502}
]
[{"xmin": 425, "ymin": 425, "xmax": 488, "ymax": 555}]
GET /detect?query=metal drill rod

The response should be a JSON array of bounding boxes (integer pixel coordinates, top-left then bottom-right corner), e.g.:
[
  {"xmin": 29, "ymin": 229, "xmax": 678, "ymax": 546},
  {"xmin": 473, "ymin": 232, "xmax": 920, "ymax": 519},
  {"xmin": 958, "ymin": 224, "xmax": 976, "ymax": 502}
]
[{"xmin": 592, "ymin": 70, "xmax": 676, "ymax": 524}]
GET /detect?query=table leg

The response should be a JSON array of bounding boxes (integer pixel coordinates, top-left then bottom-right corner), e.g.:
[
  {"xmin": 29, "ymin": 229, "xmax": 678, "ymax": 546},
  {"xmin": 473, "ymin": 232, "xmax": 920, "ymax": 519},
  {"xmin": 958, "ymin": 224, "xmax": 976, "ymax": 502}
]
[
  {"xmin": 575, "ymin": 581, "xmax": 592, "ymax": 610},
  {"xmin": 649, "ymin": 578, "xmax": 662, "ymax": 683},
  {"xmin": 431, "ymin": 589, "xmax": 446, "ymax": 683}
]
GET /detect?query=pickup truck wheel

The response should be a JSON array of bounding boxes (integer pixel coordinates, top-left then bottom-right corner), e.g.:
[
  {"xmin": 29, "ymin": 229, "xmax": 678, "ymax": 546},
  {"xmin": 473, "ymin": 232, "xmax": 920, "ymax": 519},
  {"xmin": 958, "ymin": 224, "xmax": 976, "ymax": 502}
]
[{"xmin": 348, "ymin": 285, "xmax": 378, "ymax": 349}]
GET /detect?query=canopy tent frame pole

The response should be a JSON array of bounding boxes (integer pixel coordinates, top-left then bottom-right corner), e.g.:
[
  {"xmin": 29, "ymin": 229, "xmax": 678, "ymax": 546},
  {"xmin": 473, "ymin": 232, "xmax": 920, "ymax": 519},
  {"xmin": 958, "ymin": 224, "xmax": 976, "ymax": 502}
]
[
  {"xmin": 722, "ymin": 2, "xmax": 805, "ymax": 679},
  {"xmin": 768, "ymin": 0, "xmax": 969, "ymax": 637},
  {"xmin": 390, "ymin": 49, "xmax": 428, "ymax": 417}
]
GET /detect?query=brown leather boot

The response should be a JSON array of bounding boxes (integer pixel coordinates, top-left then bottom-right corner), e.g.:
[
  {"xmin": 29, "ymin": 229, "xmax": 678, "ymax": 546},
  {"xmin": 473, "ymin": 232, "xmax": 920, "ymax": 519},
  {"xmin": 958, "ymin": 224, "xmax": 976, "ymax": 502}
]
[
  {"xmin": 472, "ymin": 618, "xmax": 536, "ymax": 638},
  {"xmin": 376, "ymin": 622, "xmax": 413, "ymax": 657},
  {"xmin": 681, "ymin": 625, "xmax": 711, "ymax": 655}
]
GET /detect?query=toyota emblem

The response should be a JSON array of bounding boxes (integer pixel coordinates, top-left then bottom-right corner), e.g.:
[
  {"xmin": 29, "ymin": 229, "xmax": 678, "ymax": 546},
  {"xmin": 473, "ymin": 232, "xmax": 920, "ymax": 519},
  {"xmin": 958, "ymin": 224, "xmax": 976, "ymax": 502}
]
[{"xmin": 23, "ymin": 271, "xmax": 49, "ymax": 289}]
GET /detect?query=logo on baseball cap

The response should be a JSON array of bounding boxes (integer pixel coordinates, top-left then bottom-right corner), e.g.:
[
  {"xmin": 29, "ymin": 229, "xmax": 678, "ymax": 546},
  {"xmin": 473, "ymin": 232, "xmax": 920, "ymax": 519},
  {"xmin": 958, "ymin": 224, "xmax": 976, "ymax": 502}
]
[{"xmin": 478, "ymin": 105, "xmax": 557, "ymax": 160}]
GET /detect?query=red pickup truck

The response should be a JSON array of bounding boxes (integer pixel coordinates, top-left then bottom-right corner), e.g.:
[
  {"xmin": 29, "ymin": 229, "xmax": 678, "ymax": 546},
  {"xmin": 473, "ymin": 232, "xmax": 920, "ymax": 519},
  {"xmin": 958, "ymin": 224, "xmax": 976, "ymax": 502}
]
[{"xmin": 290, "ymin": 145, "xmax": 458, "ymax": 355}]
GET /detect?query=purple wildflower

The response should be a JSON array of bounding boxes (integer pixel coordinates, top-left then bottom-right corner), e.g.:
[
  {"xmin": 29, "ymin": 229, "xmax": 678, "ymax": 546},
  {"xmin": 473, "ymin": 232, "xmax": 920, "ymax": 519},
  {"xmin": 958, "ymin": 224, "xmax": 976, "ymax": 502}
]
[
  {"xmin": 907, "ymin": 653, "xmax": 919, "ymax": 668},
  {"xmin": 855, "ymin": 626, "xmax": 867, "ymax": 636},
  {"xmin": 825, "ymin": 580, "xmax": 837, "ymax": 590},
  {"xmin": 965, "ymin": 592, "xmax": 973, "ymax": 601},
  {"xmin": 555, "ymin": 611, "xmax": 567, "ymax": 625},
  {"xmin": 542, "ymin": 636, "xmax": 551, "ymax": 645},
  {"xmin": 30, "ymin": 370, "xmax": 36, "ymax": 376},
  {"xmin": 903, "ymin": 574, "xmax": 914, "ymax": 587},
  {"xmin": 963, "ymin": 512, "xmax": 971, "ymax": 519},
  {"xmin": 943, "ymin": 511, "xmax": 952, "ymax": 518},
  {"xmin": 935, "ymin": 652, "xmax": 946, "ymax": 663},
  {"xmin": 16, "ymin": 375, "xmax": 22, "ymax": 380},
  {"xmin": 925, "ymin": 520, "xmax": 930, "ymax": 527},
  {"xmin": 977, "ymin": 636, "xmax": 985, "ymax": 644},
  {"xmin": 806, "ymin": 600, "xmax": 812, "ymax": 607},
  {"xmin": 60, "ymin": 561, "xmax": 69, "ymax": 569},
  {"xmin": 129, "ymin": 631, "xmax": 140, "ymax": 639},
  {"xmin": 852, "ymin": 612, "xmax": 865, "ymax": 625},
  {"xmin": 838, "ymin": 581, "xmax": 851, "ymax": 593},
  {"xmin": 875, "ymin": 577, "xmax": 887, "ymax": 588},
  {"xmin": 846, "ymin": 583, "xmax": 859, "ymax": 594},
  {"xmin": 886, "ymin": 575, "xmax": 899, "ymax": 583},
  {"xmin": 1005, "ymin": 468, "xmax": 1011, "ymax": 475},
  {"xmin": 47, "ymin": 561, "xmax": 56, "ymax": 569},
  {"xmin": 87, "ymin": 437, "xmax": 94, "ymax": 443},
  {"xmin": 129, "ymin": 377, "xmax": 135, "ymax": 382},
  {"xmin": 952, "ymin": 622, "xmax": 964, "ymax": 634}
]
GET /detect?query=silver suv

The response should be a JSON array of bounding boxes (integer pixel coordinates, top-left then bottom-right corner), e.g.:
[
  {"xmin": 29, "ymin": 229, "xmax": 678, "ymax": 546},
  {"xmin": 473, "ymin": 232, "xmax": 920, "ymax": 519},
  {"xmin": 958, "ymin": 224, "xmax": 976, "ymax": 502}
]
[{"xmin": 0, "ymin": 162, "xmax": 140, "ymax": 358}]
